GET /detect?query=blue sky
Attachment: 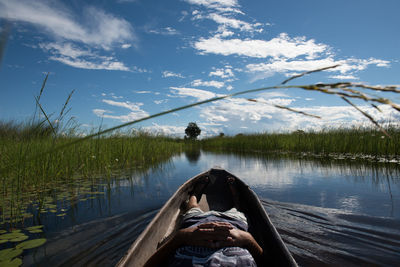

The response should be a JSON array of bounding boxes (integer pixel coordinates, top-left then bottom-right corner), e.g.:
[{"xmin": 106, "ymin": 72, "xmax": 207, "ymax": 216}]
[{"xmin": 0, "ymin": 0, "xmax": 399, "ymax": 137}]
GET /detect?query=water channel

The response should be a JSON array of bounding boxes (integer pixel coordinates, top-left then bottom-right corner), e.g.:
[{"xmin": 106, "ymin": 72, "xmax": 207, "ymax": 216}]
[{"xmin": 4, "ymin": 150, "xmax": 400, "ymax": 266}]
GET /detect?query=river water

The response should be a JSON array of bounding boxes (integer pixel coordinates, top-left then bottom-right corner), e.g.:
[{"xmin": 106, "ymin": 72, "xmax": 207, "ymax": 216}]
[{"xmin": 19, "ymin": 151, "xmax": 400, "ymax": 266}]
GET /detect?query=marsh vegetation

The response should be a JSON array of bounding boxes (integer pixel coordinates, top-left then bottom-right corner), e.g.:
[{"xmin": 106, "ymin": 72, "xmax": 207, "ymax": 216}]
[
  {"xmin": 0, "ymin": 120, "xmax": 184, "ymax": 264},
  {"xmin": 201, "ymin": 126, "xmax": 400, "ymax": 161}
]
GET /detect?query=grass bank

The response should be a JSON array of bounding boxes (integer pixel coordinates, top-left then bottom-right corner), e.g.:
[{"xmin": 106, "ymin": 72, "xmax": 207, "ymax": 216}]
[
  {"xmin": 201, "ymin": 127, "xmax": 400, "ymax": 160},
  {"xmin": 0, "ymin": 122, "xmax": 183, "ymax": 226}
]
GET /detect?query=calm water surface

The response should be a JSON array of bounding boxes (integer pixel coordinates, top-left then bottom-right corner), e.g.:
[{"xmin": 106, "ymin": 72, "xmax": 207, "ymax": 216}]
[{"xmin": 18, "ymin": 151, "xmax": 400, "ymax": 266}]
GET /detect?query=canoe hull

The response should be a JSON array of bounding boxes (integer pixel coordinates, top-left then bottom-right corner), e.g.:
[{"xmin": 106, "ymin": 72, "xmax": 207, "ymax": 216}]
[{"xmin": 117, "ymin": 168, "xmax": 297, "ymax": 267}]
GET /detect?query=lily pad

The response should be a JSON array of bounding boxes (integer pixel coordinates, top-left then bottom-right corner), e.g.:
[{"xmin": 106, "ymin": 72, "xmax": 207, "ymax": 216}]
[
  {"xmin": 16, "ymin": 239, "xmax": 46, "ymax": 250},
  {"xmin": 0, "ymin": 257, "xmax": 23, "ymax": 267},
  {"xmin": 0, "ymin": 240, "xmax": 8, "ymax": 244},
  {"xmin": 56, "ymin": 213, "xmax": 66, "ymax": 217},
  {"xmin": 24, "ymin": 226, "xmax": 44, "ymax": 231},
  {"xmin": 9, "ymin": 235, "xmax": 29, "ymax": 242},
  {"xmin": 0, "ymin": 233, "xmax": 26, "ymax": 240},
  {"xmin": 0, "ymin": 248, "xmax": 23, "ymax": 262},
  {"xmin": 0, "ymin": 231, "xmax": 6, "ymax": 234}
]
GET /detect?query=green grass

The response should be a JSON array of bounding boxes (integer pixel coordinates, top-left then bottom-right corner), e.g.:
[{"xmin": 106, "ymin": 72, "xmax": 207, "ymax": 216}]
[
  {"xmin": 201, "ymin": 126, "xmax": 400, "ymax": 158},
  {"xmin": 0, "ymin": 122, "xmax": 183, "ymax": 226}
]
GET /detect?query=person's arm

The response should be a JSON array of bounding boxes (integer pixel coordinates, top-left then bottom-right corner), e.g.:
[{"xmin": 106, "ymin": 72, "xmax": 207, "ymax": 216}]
[
  {"xmin": 237, "ymin": 230, "xmax": 264, "ymax": 264},
  {"xmin": 216, "ymin": 228, "xmax": 264, "ymax": 265},
  {"xmin": 143, "ymin": 222, "xmax": 265, "ymax": 266},
  {"xmin": 143, "ymin": 222, "xmax": 233, "ymax": 267}
]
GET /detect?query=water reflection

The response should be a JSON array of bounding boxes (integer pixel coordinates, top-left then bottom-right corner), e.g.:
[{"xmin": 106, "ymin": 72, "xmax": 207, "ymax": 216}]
[
  {"xmin": 186, "ymin": 151, "xmax": 400, "ymax": 218},
  {"xmin": 184, "ymin": 148, "xmax": 202, "ymax": 164}
]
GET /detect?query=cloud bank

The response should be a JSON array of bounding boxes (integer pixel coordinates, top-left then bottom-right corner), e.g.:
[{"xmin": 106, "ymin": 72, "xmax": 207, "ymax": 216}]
[
  {"xmin": 93, "ymin": 99, "xmax": 149, "ymax": 122},
  {"xmin": 0, "ymin": 0, "xmax": 134, "ymax": 71}
]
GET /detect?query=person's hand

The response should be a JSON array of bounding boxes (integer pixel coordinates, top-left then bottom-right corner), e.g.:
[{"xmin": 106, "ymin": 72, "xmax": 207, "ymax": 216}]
[
  {"xmin": 216, "ymin": 228, "xmax": 254, "ymax": 248},
  {"xmin": 176, "ymin": 222, "xmax": 233, "ymax": 247},
  {"xmin": 175, "ymin": 222, "xmax": 257, "ymax": 249}
]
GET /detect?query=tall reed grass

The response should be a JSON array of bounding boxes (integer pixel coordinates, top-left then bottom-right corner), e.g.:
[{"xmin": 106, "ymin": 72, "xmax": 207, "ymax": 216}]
[
  {"xmin": 0, "ymin": 121, "xmax": 183, "ymax": 226},
  {"xmin": 200, "ymin": 126, "xmax": 400, "ymax": 159}
]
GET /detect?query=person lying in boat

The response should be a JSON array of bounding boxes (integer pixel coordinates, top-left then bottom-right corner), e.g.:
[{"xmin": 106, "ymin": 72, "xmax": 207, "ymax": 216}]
[{"xmin": 144, "ymin": 177, "xmax": 264, "ymax": 267}]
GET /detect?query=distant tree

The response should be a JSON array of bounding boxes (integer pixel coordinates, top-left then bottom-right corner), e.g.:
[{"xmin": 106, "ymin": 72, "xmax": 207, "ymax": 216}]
[
  {"xmin": 185, "ymin": 122, "xmax": 201, "ymax": 140},
  {"xmin": 219, "ymin": 132, "xmax": 225, "ymax": 137}
]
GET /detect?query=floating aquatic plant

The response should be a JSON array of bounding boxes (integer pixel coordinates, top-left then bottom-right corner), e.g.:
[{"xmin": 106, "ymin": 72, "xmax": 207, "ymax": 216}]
[{"xmin": 15, "ymin": 239, "xmax": 46, "ymax": 250}]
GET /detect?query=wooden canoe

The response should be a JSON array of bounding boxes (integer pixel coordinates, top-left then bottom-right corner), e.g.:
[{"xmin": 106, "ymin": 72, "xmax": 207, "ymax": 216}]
[{"xmin": 117, "ymin": 167, "xmax": 297, "ymax": 267}]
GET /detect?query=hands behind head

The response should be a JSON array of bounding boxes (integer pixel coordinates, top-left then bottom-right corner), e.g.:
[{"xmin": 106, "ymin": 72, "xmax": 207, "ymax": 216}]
[{"xmin": 176, "ymin": 222, "xmax": 253, "ymax": 249}]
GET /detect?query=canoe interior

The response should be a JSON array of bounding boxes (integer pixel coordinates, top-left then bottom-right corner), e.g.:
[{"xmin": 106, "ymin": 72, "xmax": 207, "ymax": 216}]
[{"xmin": 117, "ymin": 168, "xmax": 297, "ymax": 267}]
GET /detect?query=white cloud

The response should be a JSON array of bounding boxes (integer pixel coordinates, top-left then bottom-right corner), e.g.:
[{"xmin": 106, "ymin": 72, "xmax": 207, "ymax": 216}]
[
  {"xmin": 102, "ymin": 99, "xmax": 144, "ymax": 112},
  {"xmin": 142, "ymin": 123, "xmax": 186, "ymax": 136},
  {"xmin": 199, "ymin": 98, "xmax": 399, "ymax": 133},
  {"xmin": 131, "ymin": 66, "xmax": 149, "ymax": 73},
  {"xmin": 215, "ymin": 26, "xmax": 235, "ymax": 37},
  {"xmin": 185, "ymin": 0, "xmax": 243, "ymax": 14},
  {"xmin": 48, "ymin": 54, "xmax": 130, "ymax": 71},
  {"xmin": 191, "ymin": 79, "xmax": 225, "ymax": 88},
  {"xmin": 207, "ymin": 13, "xmax": 262, "ymax": 32},
  {"xmin": 329, "ymin": 75, "xmax": 359, "ymax": 80},
  {"xmin": 194, "ymin": 33, "xmax": 327, "ymax": 59},
  {"xmin": 180, "ymin": 10, "xmax": 189, "ymax": 22},
  {"xmin": 162, "ymin": 71, "xmax": 185, "ymax": 78},
  {"xmin": 39, "ymin": 42, "xmax": 92, "ymax": 58},
  {"xmin": 200, "ymin": 98, "xmax": 276, "ymax": 123},
  {"xmin": 94, "ymin": 99, "xmax": 150, "ymax": 122},
  {"xmin": 0, "ymin": 0, "xmax": 134, "ymax": 49},
  {"xmin": 0, "ymin": 0, "xmax": 135, "ymax": 71},
  {"xmin": 111, "ymin": 95, "xmax": 124, "ymax": 99},
  {"xmin": 246, "ymin": 57, "xmax": 390, "ymax": 81},
  {"xmin": 121, "ymin": 44, "xmax": 132, "ymax": 49},
  {"xmin": 253, "ymin": 97, "xmax": 296, "ymax": 106},
  {"xmin": 44, "ymin": 49, "xmax": 130, "ymax": 71},
  {"xmin": 93, "ymin": 109, "xmax": 110, "ymax": 116},
  {"xmin": 135, "ymin": 91, "xmax": 152, "ymax": 94},
  {"xmin": 258, "ymin": 91, "xmax": 290, "ymax": 99},
  {"xmin": 96, "ymin": 112, "xmax": 148, "ymax": 122},
  {"xmin": 148, "ymin": 27, "xmax": 179, "ymax": 36},
  {"xmin": 185, "ymin": 0, "xmax": 238, "ymax": 8},
  {"xmin": 170, "ymin": 87, "xmax": 217, "ymax": 101},
  {"xmin": 154, "ymin": 99, "xmax": 168, "ymax": 104},
  {"xmin": 192, "ymin": 11, "xmax": 263, "ymax": 33},
  {"xmin": 209, "ymin": 67, "xmax": 234, "ymax": 78},
  {"xmin": 101, "ymin": 92, "xmax": 124, "ymax": 99}
]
